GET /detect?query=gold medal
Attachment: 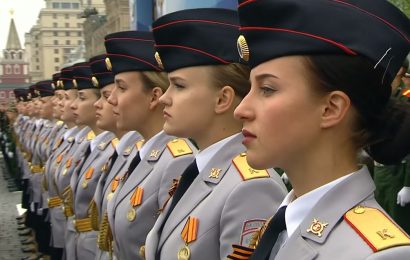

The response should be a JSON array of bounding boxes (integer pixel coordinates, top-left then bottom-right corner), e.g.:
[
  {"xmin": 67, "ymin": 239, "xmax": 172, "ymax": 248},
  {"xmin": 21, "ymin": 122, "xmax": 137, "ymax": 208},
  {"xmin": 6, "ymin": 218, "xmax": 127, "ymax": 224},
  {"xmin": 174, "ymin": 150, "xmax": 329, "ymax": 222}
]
[
  {"xmin": 62, "ymin": 168, "xmax": 68, "ymax": 176},
  {"xmin": 127, "ymin": 208, "xmax": 136, "ymax": 222},
  {"xmin": 107, "ymin": 192, "xmax": 114, "ymax": 201},
  {"xmin": 177, "ymin": 245, "xmax": 191, "ymax": 260},
  {"xmin": 82, "ymin": 180, "xmax": 88, "ymax": 189}
]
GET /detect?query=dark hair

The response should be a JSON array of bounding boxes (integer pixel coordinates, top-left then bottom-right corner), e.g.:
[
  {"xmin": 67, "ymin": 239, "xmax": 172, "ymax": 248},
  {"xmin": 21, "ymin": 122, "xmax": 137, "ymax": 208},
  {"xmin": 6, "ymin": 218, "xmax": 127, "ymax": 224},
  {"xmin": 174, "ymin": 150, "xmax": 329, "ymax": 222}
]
[{"xmin": 305, "ymin": 55, "xmax": 410, "ymax": 164}]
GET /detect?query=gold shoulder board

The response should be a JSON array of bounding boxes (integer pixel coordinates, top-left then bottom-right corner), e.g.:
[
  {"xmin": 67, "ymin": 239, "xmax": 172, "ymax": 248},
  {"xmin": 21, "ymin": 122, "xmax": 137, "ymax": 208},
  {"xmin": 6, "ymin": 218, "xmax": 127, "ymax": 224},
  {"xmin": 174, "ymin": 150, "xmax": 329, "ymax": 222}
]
[
  {"xmin": 87, "ymin": 130, "xmax": 96, "ymax": 141},
  {"xmin": 166, "ymin": 139, "xmax": 193, "ymax": 158},
  {"xmin": 111, "ymin": 138, "xmax": 119, "ymax": 149},
  {"xmin": 135, "ymin": 140, "xmax": 145, "ymax": 151},
  {"xmin": 344, "ymin": 206, "xmax": 410, "ymax": 252},
  {"xmin": 232, "ymin": 153, "xmax": 269, "ymax": 181}
]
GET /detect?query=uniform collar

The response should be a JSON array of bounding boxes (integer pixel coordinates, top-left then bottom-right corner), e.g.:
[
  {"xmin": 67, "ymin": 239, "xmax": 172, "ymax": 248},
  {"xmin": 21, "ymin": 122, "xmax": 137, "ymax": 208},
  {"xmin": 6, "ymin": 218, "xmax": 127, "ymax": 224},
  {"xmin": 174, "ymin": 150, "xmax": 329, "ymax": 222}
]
[
  {"xmin": 196, "ymin": 133, "xmax": 240, "ymax": 173},
  {"xmin": 139, "ymin": 130, "xmax": 166, "ymax": 160},
  {"xmin": 63, "ymin": 126, "xmax": 78, "ymax": 140},
  {"xmin": 90, "ymin": 131, "xmax": 111, "ymax": 152}
]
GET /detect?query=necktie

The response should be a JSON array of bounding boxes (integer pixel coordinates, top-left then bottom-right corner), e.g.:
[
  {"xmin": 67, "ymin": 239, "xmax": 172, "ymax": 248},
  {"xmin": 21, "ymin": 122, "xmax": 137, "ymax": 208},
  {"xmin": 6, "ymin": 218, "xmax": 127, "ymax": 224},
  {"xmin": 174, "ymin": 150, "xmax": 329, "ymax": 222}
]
[
  {"xmin": 123, "ymin": 152, "xmax": 141, "ymax": 182},
  {"xmin": 107, "ymin": 150, "xmax": 119, "ymax": 173},
  {"xmin": 250, "ymin": 206, "xmax": 287, "ymax": 260}
]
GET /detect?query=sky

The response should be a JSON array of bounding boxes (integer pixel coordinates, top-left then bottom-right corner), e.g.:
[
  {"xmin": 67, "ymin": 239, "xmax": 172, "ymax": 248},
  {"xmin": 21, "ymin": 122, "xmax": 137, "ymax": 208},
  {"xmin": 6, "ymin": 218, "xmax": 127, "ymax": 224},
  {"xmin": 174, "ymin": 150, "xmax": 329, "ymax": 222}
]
[{"xmin": 0, "ymin": 0, "xmax": 45, "ymax": 52}]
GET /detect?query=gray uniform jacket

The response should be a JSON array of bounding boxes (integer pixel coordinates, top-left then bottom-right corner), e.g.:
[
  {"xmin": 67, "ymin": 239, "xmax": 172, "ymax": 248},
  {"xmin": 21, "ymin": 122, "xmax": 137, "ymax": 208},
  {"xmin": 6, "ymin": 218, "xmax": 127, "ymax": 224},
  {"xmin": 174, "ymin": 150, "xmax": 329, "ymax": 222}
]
[
  {"xmin": 271, "ymin": 167, "xmax": 410, "ymax": 260},
  {"xmin": 109, "ymin": 131, "xmax": 198, "ymax": 260},
  {"xmin": 64, "ymin": 127, "xmax": 95, "ymax": 260},
  {"xmin": 46, "ymin": 127, "xmax": 78, "ymax": 248},
  {"xmin": 74, "ymin": 131, "xmax": 116, "ymax": 260},
  {"xmin": 145, "ymin": 134, "xmax": 288, "ymax": 260},
  {"xmin": 94, "ymin": 131, "xmax": 142, "ymax": 260}
]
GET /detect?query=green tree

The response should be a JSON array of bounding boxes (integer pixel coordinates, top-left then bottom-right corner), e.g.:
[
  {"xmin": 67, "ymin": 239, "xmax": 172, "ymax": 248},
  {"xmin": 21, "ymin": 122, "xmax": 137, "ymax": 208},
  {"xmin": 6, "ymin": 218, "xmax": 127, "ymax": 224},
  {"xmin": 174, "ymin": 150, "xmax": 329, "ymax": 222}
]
[{"xmin": 389, "ymin": 0, "xmax": 410, "ymax": 17}]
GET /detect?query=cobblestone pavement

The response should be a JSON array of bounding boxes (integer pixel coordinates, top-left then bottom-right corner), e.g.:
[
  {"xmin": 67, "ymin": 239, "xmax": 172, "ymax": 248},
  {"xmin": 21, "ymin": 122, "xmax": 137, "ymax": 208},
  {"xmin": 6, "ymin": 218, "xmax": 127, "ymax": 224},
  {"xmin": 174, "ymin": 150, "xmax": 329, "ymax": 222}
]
[{"xmin": 0, "ymin": 160, "xmax": 26, "ymax": 260}]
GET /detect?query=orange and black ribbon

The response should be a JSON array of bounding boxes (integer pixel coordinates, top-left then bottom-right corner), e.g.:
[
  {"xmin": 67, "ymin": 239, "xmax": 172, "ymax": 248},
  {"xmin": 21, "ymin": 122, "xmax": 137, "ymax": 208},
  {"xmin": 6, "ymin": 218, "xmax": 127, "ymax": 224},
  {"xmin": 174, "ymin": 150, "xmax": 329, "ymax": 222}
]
[
  {"xmin": 158, "ymin": 178, "xmax": 180, "ymax": 214},
  {"xmin": 130, "ymin": 187, "xmax": 143, "ymax": 207},
  {"xmin": 181, "ymin": 217, "xmax": 199, "ymax": 245},
  {"xmin": 85, "ymin": 167, "xmax": 94, "ymax": 180},
  {"xmin": 111, "ymin": 176, "xmax": 120, "ymax": 193},
  {"xmin": 226, "ymin": 244, "xmax": 254, "ymax": 260}
]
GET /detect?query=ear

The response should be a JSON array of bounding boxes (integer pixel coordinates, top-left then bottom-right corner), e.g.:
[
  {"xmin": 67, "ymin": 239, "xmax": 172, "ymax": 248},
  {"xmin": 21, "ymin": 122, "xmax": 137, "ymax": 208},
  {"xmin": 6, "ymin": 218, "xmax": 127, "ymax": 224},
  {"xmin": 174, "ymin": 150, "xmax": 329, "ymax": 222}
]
[
  {"xmin": 320, "ymin": 91, "xmax": 351, "ymax": 128},
  {"xmin": 148, "ymin": 87, "xmax": 164, "ymax": 110},
  {"xmin": 215, "ymin": 86, "xmax": 236, "ymax": 114}
]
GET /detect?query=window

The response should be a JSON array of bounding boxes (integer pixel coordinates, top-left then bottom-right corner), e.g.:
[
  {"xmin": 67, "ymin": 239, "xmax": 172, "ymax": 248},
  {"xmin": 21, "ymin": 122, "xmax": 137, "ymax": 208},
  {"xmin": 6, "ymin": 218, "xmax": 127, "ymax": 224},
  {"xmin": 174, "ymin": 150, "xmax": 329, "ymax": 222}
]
[
  {"xmin": 62, "ymin": 3, "xmax": 71, "ymax": 9},
  {"xmin": 55, "ymin": 57, "xmax": 60, "ymax": 62},
  {"xmin": 78, "ymin": 40, "xmax": 82, "ymax": 45},
  {"xmin": 4, "ymin": 53, "xmax": 8, "ymax": 59},
  {"xmin": 53, "ymin": 13, "xmax": 57, "ymax": 19},
  {"xmin": 14, "ymin": 65, "xmax": 20, "ymax": 74},
  {"xmin": 35, "ymin": 43, "xmax": 38, "ymax": 47},
  {"xmin": 35, "ymin": 36, "xmax": 38, "ymax": 40},
  {"xmin": 5, "ymin": 65, "xmax": 11, "ymax": 74},
  {"xmin": 64, "ymin": 48, "xmax": 71, "ymax": 53},
  {"xmin": 65, "ymin": 14, "xmax": 69, "ymax": 19},
  {"xmin": 35, "ymin": 51, "xmax": 39, "ymax": 55},
  {"xmin": 77, "ymin": 31, "xmax": 82, "ymax": 37},
  {"xmin": 36, "ymin": 58, "xmax": 39, "ymax": 62},
  {"xmin": 19, "ymin": 52, "xmax": 22, "ymax": 59},
  {"xmin": 66, "ymin": 31, "xmax": 70, "ymax": 36},
  {"xmin": 36, "ymin": 65, "xmax": 40, "ymax": 70},
  {"xmin": 54, "ymin": 49, "xmax": 59, "ymax": 54},
  {"xmin": 77, "ymin": 23, "xmax": 82, "ymax": 28},
  {"xmin": 72, "ymin": 3, "xmax": 80, "ymax": 9},
  {"xmin": 53, "ymin": 22, "xmax": 58, "ymax": 27},
  {"xmin": 53, "ymin": 31, "xmax": 58, "ymax": 36},
  {"xmin": 52, "ymin": 3, "xmax": 60, "ymax": 9},
  {"xmin": 54, "ymin": 40, "xmax": 59, "ymax": 45},
  {"xmin": 55, "ymin": 66, "xmax": 59, "ymax": 71},
  {"xmin": 65, "ymin": 23, "xmax": 69, "ymax": 28},
  {"xmin": 66, "ymin": 40, "xmax": 71, "ymax": 45}
]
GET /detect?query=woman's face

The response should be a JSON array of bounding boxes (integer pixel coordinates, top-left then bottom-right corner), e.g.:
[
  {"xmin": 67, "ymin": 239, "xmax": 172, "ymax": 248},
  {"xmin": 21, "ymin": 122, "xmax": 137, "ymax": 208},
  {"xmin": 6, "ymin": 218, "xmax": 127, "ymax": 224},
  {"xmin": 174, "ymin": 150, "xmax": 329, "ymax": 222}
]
[
  {"xmin": 234, "ymin": 56, "xmax": 323, "ymax": 170},
  {"xmin": 39, "ymin": 96, "xmax": 53, "ymax": 119},
  {"xmin": 53, "ymin": 90, "xmax": 64, "ymax": 119},
  {"xmin": 94, "ymin": 84, "xmax": 117, "ymax": 132},
  {"xmin": 160, "ymin": 66, "xmax": 219, "ymax": 138},
  {"xmin": 61, "ymin": 89, "xmax": 77, "ymax": 123},
  {"xmin": 71, "ymin": 89, "xmax": 99, "ymax": 126},
  {"xmin": 108, "ymin": 71, "xmax": 152, "ymax": 131}
]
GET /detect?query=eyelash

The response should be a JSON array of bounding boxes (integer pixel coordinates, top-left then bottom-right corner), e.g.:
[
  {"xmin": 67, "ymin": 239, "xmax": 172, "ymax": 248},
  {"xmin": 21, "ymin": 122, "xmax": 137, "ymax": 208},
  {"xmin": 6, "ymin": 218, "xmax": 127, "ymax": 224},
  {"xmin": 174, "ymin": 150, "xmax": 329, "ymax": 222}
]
[
  {"xmin": 259, "ymin": 85, "xmax": 276, "ymax": 96},
  {"xmin": 173, "ymin": 83, "xmax": 185, "ymax": 89}
]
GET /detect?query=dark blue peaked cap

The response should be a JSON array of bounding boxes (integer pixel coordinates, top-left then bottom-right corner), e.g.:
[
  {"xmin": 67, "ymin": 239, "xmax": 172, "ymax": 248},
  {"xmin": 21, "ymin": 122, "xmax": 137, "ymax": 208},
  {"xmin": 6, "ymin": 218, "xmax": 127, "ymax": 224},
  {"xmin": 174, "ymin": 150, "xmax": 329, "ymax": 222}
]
[
  {"xmin": 152, "ymin": 8, "xmax": 242, "ymax": 72},
  {"xmin": 237, "ymin": 0, "xmax": 410, "ymax": 85},
  {"xmin": 104, "ymin": 31, "xmax": 161, "ymax": 75},
  {"xmin": 89, "ymin": 54, "xmax": 115, "ymax": 89}
]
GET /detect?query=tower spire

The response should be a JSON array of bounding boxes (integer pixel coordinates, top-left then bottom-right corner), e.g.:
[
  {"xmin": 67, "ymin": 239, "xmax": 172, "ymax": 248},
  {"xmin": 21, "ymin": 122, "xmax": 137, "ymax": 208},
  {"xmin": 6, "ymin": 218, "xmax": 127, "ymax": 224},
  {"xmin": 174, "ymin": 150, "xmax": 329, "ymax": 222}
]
[{"xmin": 6, "ymin": 12, "xmax": 22, "ymax": 50}]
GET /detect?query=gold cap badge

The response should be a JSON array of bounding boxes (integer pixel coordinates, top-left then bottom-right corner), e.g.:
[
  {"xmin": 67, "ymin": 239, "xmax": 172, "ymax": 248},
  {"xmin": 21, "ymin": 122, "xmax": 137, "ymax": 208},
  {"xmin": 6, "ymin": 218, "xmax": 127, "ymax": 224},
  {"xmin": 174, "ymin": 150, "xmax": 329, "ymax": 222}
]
[
  {"xmin": 307, "ymin": 218, "xmax": 328, "ymax": 237},
  {"xmin": 51, "ymin": 83, "xmax": 56, "ymax": 89},
  {"xmin": 91, "ymin": 76, "xmax": 99, "ymax": 87},
  {"xmin": 72, "ymin": 79, "xmax": 78, "ymax": 89},
  {"xmin": 154, "ymin": 51, "xmax": 164, "ymax": 69},
  {"xmin": 105, "ymin": 57, "xmax": 112, "ymax": 71},
  {"xmin": 237, "ymin": 35, "xmax": 250, "ymax": 62}
]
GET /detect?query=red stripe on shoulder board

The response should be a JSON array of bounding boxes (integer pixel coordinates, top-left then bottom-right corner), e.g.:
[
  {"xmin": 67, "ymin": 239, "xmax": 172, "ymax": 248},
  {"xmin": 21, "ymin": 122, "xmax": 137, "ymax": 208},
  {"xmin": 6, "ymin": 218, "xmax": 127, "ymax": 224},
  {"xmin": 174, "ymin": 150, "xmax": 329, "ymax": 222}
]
[
  {"xmin": 238, "ymin": 0, "xmax": 258, "ymax": 8},
  {"xmin": 240, "ymin": 26, "xmax": 357, "ymax": 55}
]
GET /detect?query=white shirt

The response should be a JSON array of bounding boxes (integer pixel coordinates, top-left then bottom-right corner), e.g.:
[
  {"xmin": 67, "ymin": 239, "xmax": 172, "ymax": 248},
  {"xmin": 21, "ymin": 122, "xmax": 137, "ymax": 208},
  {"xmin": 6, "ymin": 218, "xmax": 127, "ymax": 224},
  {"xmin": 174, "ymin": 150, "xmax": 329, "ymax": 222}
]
[{"xmin": 196, "ymin": 133, "xmax": 240, "ymax": 172}]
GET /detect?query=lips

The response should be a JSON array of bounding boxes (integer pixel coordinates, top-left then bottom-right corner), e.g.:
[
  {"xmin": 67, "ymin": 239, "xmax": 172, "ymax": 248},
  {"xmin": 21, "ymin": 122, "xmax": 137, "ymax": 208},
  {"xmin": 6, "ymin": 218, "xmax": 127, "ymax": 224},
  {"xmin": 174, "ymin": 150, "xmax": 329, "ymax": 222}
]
[
  {"xmin": 241, "ymin": 129, "xmax": 257, "ymax": 145},
  {"xmin": 163, "ymin": 110, "xmax": 171, "ymax": 118}
]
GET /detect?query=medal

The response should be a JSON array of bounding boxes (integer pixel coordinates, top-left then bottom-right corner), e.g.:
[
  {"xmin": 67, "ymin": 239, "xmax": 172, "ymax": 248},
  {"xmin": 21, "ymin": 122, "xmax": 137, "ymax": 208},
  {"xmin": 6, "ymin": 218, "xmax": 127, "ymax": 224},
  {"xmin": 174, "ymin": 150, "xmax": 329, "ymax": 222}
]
[
  {"xmin": 82, "ymin": 167, "xmax": 94, "ymax": 189},
  {"xmin": 127, "ymin": 208, "xmax": 136, "ymax": 221},
  {"xmin": 179, "ymin": 216, "xmax": 198, "ymax": 260},
  {"xmin": 107, "ymin": 192, "xmax": 114, "ymax": 201},
  {"xmin": 82, "ymin": 180, "xmax": 88, "ymax": 189},
  {"xmin": 62, "ymin": 168, "xmax": 68, "ymax": 176},
  {"xmin": 177, "ymin": 245, "xmax": 191, "ymax": 260}
]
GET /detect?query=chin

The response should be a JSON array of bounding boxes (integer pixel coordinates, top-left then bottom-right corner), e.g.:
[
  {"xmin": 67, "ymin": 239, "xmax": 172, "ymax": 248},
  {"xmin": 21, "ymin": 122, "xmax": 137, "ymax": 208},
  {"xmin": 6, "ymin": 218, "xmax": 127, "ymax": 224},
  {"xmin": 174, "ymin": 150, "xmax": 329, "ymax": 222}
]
[
  {"xmin": 163, "ymin": 124, "xmax": 187, "ymax": 138},
  {"xmin": 245, "ymin": 151, "xmax": 271, "ymax": 170}
]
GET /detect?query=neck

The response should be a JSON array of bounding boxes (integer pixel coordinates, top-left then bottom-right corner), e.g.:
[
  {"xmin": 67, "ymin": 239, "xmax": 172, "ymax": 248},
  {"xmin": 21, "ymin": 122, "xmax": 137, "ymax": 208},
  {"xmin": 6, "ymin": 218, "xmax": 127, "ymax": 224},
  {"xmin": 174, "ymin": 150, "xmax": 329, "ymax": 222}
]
[
  {"xmin": 66, "ymin": 121, "xmax": 76, "ymax": 128},
  {"xmin": 138, "ymin": 109, "xmax": 164, "ymax": 141},
  {"xmin": 90, "ymin": 125, "xmax": 104, "ymax": 136},
  {"xmin": 114, "ymin": 129, "xmax": 127, "ymax": 139},
  {"xmin": 194, "ymin": 115, "xmax": 241, "ymax": 150},
  {"xmin": 284, "ymin": 131, "xmax": 359, "ymax": 198}
]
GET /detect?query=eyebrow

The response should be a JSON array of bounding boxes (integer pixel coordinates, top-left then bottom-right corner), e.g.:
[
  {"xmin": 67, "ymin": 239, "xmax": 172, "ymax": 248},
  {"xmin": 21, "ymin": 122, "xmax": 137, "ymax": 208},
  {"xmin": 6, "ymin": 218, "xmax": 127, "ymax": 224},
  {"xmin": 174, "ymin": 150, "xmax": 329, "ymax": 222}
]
[
  {"xmin": 253, "ymin": 73, "xmax": 280, "ymax": 82},
  {"xmin": 168, "ymin": 75, "xmax": 186, "ymax": 82}
]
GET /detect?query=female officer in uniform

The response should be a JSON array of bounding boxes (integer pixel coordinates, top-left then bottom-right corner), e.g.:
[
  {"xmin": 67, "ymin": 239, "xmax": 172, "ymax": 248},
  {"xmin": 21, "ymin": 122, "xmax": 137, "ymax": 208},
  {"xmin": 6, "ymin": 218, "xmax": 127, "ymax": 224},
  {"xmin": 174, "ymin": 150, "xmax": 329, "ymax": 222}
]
[
  {"xmin": 233, "ymin": 0, "xmax": 410, "ymax": 259},
  {"xmin": 104, "ymin": 30, "xmax": 197, "ymax": 260},
  {"xmin": 144, "ymin": 8, "xmax": 287, "ymax": 260}
]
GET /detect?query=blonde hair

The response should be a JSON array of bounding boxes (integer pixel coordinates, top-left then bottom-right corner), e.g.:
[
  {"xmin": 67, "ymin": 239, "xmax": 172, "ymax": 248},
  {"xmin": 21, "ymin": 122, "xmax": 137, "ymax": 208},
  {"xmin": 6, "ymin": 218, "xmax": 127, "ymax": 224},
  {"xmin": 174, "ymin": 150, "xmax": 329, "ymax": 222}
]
[
  {"xmin": 141, "ymin": 71, "xmax": 169, "ymax": 92},
  {"xmin": 209, "ymin": 63, "xmax": 250, "ymax": 98}
]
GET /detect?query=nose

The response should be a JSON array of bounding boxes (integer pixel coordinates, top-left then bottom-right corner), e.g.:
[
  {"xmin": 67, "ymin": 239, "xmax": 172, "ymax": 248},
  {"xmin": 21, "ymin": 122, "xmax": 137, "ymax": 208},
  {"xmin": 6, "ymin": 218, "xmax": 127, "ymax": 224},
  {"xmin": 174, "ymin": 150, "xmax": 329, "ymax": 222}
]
[
  {"xmin": 159, "ymin": 87, "xmax": 171, "ymax": 106},
  {"xmin": 94, "ymin": 97, "xmax": 102, "ymax": 109},
  {"xmin": 234, "ymin": 92, "xmax": 254, "ymax": 122},
  {"xmin": 107, "ymin": 87, "xmax": 118, "ymax": 106}
]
